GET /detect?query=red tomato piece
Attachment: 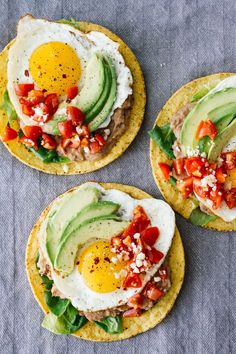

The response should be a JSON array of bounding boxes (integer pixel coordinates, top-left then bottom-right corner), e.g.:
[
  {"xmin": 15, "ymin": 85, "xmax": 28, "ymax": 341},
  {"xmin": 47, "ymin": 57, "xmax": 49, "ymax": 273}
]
[
  {"xmin": 66, "ymin": 106, "xmax": 85, "ymax": 126},
  {"xmin": 67, "ymin": 86, "xmax": 78, "ymax": 100},
  {"xmin": 80, "ymin": 125, "xmax": 90, "ymax": 138},
  {"xmin": 32, "ymin": 103, "xmax": 51, "ymax": 123},
  {"xmin": 158, "ymin": 267, "xmax": 169, "ymax": 281},
  {"xmin": 209, "ymin": 188, "xmax": 223, "ymax": 209},
  {"xmin": 144, "ymin": 283, "xmax": 164, "ymax": 301},
  {"xmin": 158, "ymin": 162, "xmax": 170, "ymax": 180},
  {"xmin": 111, "ymin": 236, "xmax": 123, "ymax": 249},
  {"xmin": 2, "ymin": 126, "xmax": 18, "ymax": 142},
  {"xmin": 44, "ymin": 93, "xmax": 59, "ymax": 115},
  {"xmin": 141, "ymin": 227, "xmax": 159, "ymax": 246},
  {"xmin": 185, "ymin": 157, "xmax": 206, "ymax": 177},
  {"xmin": 27, "ymin": 90, "xmax": 45, "ymax": 105},
  {"xmin": 224, "ymin": 189, "xmax": 236, "ymax": 209},
  {"xmin": 133, "ymin": 205, "xmax": 150, "ymax": 232},
  {"xmin": 123, "ymin": 272, "xmax": 142, "ymax": 289},
  {"xmin": 19, "ymin": 136, "xmax": 38, "ymax": 150},
  {"xmin": 173, "ymin": 158, "xmax": 185, "ymax": 175},
  {"xmin": 196, "ymin": 119, "xmax": 217, "ymax": 140},
  {"xmin": 61, "ymin": 137, "xmax": 71, "ymax": 149},
  {"xmin": 22, "ymin": 104, "xmax": 34, "ymax": 116},
  {"xmin": 127, "ymin": 294, "xmax": 143, "ymax": 309},
  {"xmin": 95, "ymin": 133, "xmax": 106, "ymax": 146},
  {"xmin": 41, "ymin": 133, "xmax": 57, "ymax": 150},
  {"xmin": 147, "ymin": 248, "xmax": 164, "ymax": 264},
  {"xmin": 215, "ymin": 167, "xmax": 226, "ymax": 184},
  {"xmin": 22, "ymin": 126, "xmax": 42, "ymax": 141},
  {"xmin": 122, "ymin": 221, "xmax": 138, "ymax": 238},
  {"xmin": 58, "ymin": 120, "xmax": 73, "ymax": 138},
  {"xmin": 193, "ymin": 177, "xmax": 208, "ymax": 198},
  {"xmin": 176, "ymin": 176, "xmax": 193, "ymax": 198},
  {"xmin": 222, "ymin": 152, "xmax": 236, "ymax": 171},
  {"xmin": 89, "ymin": 141, "xmax": 102, "ymax": 154},
  {"xmin": 15, "ymin": 83, "xmax": 34, "ymax": 97},
  {"xmin": 122, "ymin": 308, "xmax": 142, "ymax": 318},
  {"xmin": 80, "ymin": 137, "xmax": 89, "ymax": 147}
]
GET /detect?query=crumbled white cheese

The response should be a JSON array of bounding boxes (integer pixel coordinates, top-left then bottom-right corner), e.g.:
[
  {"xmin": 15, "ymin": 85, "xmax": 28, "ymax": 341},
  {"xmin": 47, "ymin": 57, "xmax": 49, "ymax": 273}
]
[
  {"xmin": 133, "ymin": 233, "xmax": 140, "ymax": 239},
  {"xmin": 136, "ymin": 252, "xmax": 145, "ymax": 260},
  {"xmin": 135, "ymin": 259, "xmax": 143, "ymax": 268},
  {"xmin": 200, "ymin": 174, "xmax": 217, "ymax": 188},
  {"xmin": 132, "ymin": 267, "xmax": 140, "ymax": 274},
  {"xmin": 217, "ymin": 156, "xmax": 224, "ymax": 167},
  {"xmin": 76, "ymin": 127, "xmax": 83, "ymax": 135},
  {"xmin": 186, "ymin": 146, "xmax": 200, "ymax": 157},
  {"xmin": 111, "ymin": 256, "xmax": 118, "ymax": 264},
  {"xmin": 154, "ymin": 276, "xmax": 161, "ymax": 282},
  {"xmin": 83, "ymin": 147, "xmax": 90, "ymax": 154}
]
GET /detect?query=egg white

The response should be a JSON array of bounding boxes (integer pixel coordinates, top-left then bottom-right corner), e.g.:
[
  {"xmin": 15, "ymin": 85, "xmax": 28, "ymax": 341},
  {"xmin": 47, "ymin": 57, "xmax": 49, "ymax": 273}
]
[
  {"xmin": 38, "ymin": 183, "xmax": 175, "ymax": 312},
  {"xmin": 7, "ymin": 15, "xmax": 133, "ymax": 134}
]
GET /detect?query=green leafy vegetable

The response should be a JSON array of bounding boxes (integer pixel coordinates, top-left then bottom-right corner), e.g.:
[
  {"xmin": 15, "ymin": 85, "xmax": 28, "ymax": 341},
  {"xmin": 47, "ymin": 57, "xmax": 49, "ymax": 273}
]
[
  {"xmin": 198, "ymin": 136, "xmax": 212, "ymax": 155},
  {"xmin": 189, "ymin": 207, "xmax": 217, "ymax": 226},
  {"xmin": 169, "ymin": 176, "xmax": 177, "ymax": 186},
  {"xmin": 0, "ymin": 90, "xmax": 17, "ymax": 124},
  {"xmin": 44, "ymin": 291, "xmax": 70, "ymax": 316},
  {"xmin": 28, "ymin": 145, "xmax": 70, "ymax": 164},
  {"xmin": 149, "ymin": 124, "xmax": 176, "ymax": 159},
  {"xmin": 42, "ymin": 312, "xmax": 87, "ymax": 335},
  {"xmin": 57, "ymin": 18, "xmax": 81, "ymax": 30},
  {"xmin": 41, "ymin": 276, "xmax": 53, "ymax": 290},
  {"xmin": 95, "ymin": 316, "xmax": 123, "ymax": 334}
]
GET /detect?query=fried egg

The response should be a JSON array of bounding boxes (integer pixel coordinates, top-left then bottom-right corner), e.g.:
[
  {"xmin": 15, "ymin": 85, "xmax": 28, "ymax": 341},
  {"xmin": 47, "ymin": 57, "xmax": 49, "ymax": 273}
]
[
  {"xmin": 39, "ymin": 183, "xmax": 175, "ymax": 312},
  {"xmin": 7, "ymin": 15, "xmax": 133, "ymax": 133}
]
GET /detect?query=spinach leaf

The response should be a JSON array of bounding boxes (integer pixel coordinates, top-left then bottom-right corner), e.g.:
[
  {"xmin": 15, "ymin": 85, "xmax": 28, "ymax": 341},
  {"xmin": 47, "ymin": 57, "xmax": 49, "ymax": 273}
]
[
  {"xmin": 95, "ymin": 316, "xmax": 123, "ymax": 334},
  {"xmin": 0, "ymin": 90, "xmax": 17, "ymax": 124},
  {"xmin": 189, "ymin": 207, "xmax": 217, "ymax": 226},
  {"xmin": 28, "ymin": 145, "xmax": 70, "ymax": 164},
  {"xmin": 149, "ymin": 124, "xmax": 176, "ymax": 159},
  {"xmin": 57, "ymin": 18, "xmax": 81, "ymax": 30},
  {"xmin": 42, "ymin": 312, "xmax": 87, "ymax": 335},
  {"xmin": 169, "ymin": 176, "xmax": 177, "ymax": 186},
  {"xmin": 63, "ymin": 306, "xmax": 88, "ymax": 333},
  {"xmin": 41, "ymin": 276, "xmax": 53, "ymax": 290},
  {"xmin": 44, "ymin": 291, "xmax": 70, "ymax": 317}
]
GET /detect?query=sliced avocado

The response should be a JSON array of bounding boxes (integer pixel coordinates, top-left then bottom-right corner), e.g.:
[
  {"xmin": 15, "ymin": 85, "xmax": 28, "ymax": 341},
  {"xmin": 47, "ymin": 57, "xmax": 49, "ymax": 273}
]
[
  {"xmin": 60, "ymin": 200, "xmax": 120, "ymax": 242},
  {"xmin": 208, "ymin": 118, "xmax": 236, "ymax": 161},
  {"xmin": 180, "ymin": 88, "xmax": 236, "ymax": 150},
  {"xmin": 214, "ymin": 113, "xmax": 235, "ymax": 133},
  {"xmin": 88, "ymin": 56, "xmax": 117, "ymax": 132},
  {"xmin": 46, "ymin": 188, "xmax": 100, "ymax": 263},
  {"xmin": 208, "ymin": 102, "xmax": 236, "ymax": 121},
  {"xmin": 75, "ymin": 54, "xmax": 105, "ymax": 114},
  {"xmin": 85, "ymin": 57, "xmax": 112, "ymax": 123},
  {"xmin": 54, "ymin": 216, "xmax": 128, "ymax": 275}
]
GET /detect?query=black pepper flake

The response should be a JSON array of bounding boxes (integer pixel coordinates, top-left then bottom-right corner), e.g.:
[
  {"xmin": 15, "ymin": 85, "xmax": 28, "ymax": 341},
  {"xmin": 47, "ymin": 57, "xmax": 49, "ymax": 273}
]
[
  {"xmin": 94, "ymin": 257, "xmax": 100, "ymax": 265},
  {"xmin": 24, "ymin": 69, "xmax": 29, "ymax": 77},
  {"xmin": 76, "ymin": 261, "xmax": 80, "ymax": 265},
  {"xmin": 104, "ymin": 257, "xmax": 111, "ymax": 263},
  {"xmin": 62, "ymin": 74, "xmax": 67, "ymax": 78}
]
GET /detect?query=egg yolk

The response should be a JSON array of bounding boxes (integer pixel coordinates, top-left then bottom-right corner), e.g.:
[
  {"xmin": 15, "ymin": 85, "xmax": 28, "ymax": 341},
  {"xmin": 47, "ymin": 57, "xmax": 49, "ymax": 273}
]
[
  {"xmin": 78, "ymin": 240, "xmax": 127, "ymax": 293},
  {"xmin": 29, "ymin": 42, "xmax": 81, "ymax": 95}
]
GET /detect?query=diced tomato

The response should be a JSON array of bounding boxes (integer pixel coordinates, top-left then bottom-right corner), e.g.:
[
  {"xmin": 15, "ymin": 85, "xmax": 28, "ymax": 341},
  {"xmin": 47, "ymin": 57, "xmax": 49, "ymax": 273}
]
[
  {"xmin": 15, "ymin": 83, "xmax": 34, "ymax": 96},
  {"xmin": 185, "ymin": 157, "xmax": 206, "ymax": 177},
  {"xmin": 122, "ymin": 221, "xmax": 138, "ymax": 238},
  {"xmin": 147, "ymin": 248, "xmax": 164, "ymax": 264},
  {"xmin": 173, "ymin": 158, "xmax": 185, "ymax": 175},
  {"xmin": 32, "ymin": 103, "xmax": 51, "ymax": 123},
  {"xmin": 80, "ymin": 125, "xmax": 90, "ymax": 138},
  {"xmin": 80, "ymin": 137, "xmax": 89, "ymax": 148},
  {"xmin": 66, "ymin": 106, "xmax": 85, "ymax": 126},
  {"xmin": 141, "ymin": 227, "xmax": 159, "ymax": 246},
  {"xmin": 70, "ymin": 135, "xmax": 80, "ymax": 149},
  {"xmin": 95, "ymin": 133, "xmax": 106, "ymax": 146},
  {"xmin": 41, "ymin": 133, "xmax": 57, "ymax": 150},
  {"xmin": 127, "ymin": 294, "xmax": 143, "ymax": 309},
  {"xmin": 224, "ymin": 189, "xmax": 236, "ymax": 209},
  {"xmin": 2, "ymin": 125, "xmax": 18, "ymax": 142},
  {"xmin": 27, "ymin": 90, "xmax": 45, "ymax": 105},
  {"xmin": 19, "ymin": 136, "xmax": 38, "ymax": 150},
  {"xmin": 61, "ymin": 137, "xmax": 71, "ymax": 149},
  {"xmin": 111, "ymin": 236, "xmax": 123, "ymax": 249},
  {"xmin": 123, "ymin": 272, "xmax": 142, "ymax": 289},
  {"xmin": 158, "ymin": 267, "xmax": 169, "ymax": 282},
  {"xmin": 133, "ymin": 205, "xmax": 150, "ymax": 232},
  {"xmin": 123, "ymin": 235, "xmax": 132, "ymax": 246},
  {"xmin": 222, "ymin": 152, "xmax": 236, "ymax": 171},
  {"xmin": 19, "ymin": 97, "xmax": 33, "ymax": 106},
  {"xmin": 193, "ymin": 177, "xmax": 208, "ymax": 198},
  {"xmin": 67, "ymin": 86, "xmax": 78, "ymax": 100},
  {"xmin": 122, "ymin": 308, "xmax": 142, "ymax": 318},
  {"xmin": 89, "ymin": 141, "xmax": 102, "ymax": 154},
  {"xmin": 196, "ymin": 119, "xmax": 217, "ymax": 140},
  {"xmin": 176, "ymin": 176, "xmax": 193, "ymax": 198},
  {"xmin": 22, "ymin": 104, "xmax": 34, "ymax": 116},
  {"xmin": 215, "ymin": 167, "xmax": 226, "ymax": 184},
  {"xmin": 158, "ymin": 162, "xmax": 170, "ymax": 180},
  {"xmin": 44, "ymin": 93, "xmax": 59, "ymax": 115},
  {"xmin": 58, "ymin": 120, "xmax": 73, "ymax": 138},
  {"xmin": 209, "ymin": 187, "xmax": 223, "ymax": 209},
  {"xmin": 22, "ymin": 126, "xmax": 42, "ymax": 141},
  {"xmin": 144, "ymin": 283, "xmax": 164, "ymax": 301}
]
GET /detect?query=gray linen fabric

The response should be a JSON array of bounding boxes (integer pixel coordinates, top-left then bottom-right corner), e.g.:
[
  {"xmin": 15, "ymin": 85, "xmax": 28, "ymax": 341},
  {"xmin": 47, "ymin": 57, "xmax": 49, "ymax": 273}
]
[{"xmin": 0, "ymin": 0, "xmax": 236, "ymax": 353}]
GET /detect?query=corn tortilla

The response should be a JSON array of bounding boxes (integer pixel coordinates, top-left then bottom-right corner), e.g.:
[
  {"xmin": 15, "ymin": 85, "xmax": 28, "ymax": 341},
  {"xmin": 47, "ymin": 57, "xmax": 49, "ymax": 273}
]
[
  {"xmin": 25, "ymin": 182, "xmax": 185, "ymax": 341},
  {"xmin": 150, "ymin": 72, "xmax": 236, "ymax": 231},
  {"xmin": 0, "ymin": 21, "xmax": 146, "ymax": 174}
]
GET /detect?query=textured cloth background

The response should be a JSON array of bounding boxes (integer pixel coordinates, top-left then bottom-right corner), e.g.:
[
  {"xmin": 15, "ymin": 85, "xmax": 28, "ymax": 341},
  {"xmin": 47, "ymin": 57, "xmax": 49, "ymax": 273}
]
[{"xmin": 0, "ymin": 0, "xmax": 236, "ymax": 353}]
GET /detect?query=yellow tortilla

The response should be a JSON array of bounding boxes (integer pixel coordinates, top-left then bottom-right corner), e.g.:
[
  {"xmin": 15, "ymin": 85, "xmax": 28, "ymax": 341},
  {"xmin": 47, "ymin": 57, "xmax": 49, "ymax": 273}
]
[
  {"xmin": 150, "ymin": 72, "xmax": 236, "ymax": 231},
  {"xmin": 25, "ymin": 182, "xmax": 185, "ymax": 341},
  {"xmin": 0, "ymin": 21, "xmax": 146, "ymax": 174}
]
